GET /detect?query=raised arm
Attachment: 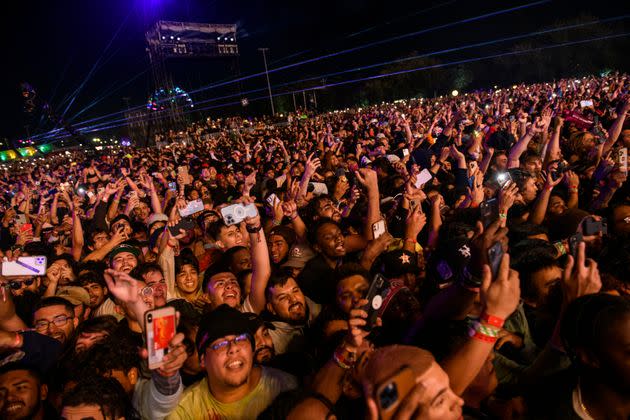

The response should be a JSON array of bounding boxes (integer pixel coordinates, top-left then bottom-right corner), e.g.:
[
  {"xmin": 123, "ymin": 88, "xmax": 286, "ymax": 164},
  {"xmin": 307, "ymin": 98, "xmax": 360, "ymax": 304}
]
[
  {"xmin": 441, "ymin": 255, "xmax": 520, "ymax": 395},
  {"xmin": 543, "ymin": 117, "xmax": 563, "ymax": 167},
  {"xmin": 602, "ymin": 97, "xmax": 630, "ymax": 155},
  {"xmin": 245, "ymin": 207, "xmax": 271, "ymax": 314},
  {"xmin": 355, "ymin": 168, "xmax": 380, "ymax": 241},
  {"xmin": 71, "ymin": 207, "xmax": 85, "ymax": 262},
  {"xmin": 528, "ymin": 172, "xmax": 563, "ymax": 225}
]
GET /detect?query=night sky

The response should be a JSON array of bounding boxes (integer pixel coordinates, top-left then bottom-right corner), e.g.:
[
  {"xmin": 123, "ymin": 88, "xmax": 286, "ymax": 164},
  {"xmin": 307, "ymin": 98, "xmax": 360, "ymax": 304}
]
[{"xmin": 1, "ymin": 0, "xmax": 628, "ymax": 141}]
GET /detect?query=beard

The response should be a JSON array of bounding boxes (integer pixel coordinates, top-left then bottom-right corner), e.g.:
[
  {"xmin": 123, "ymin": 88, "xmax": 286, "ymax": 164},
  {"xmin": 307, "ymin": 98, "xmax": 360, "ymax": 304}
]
[
  {"xmin": 281, "ymin": 302, "xmax": 307, "ymax": 325},
  {"xmin": 254, "ymin": 346, "xmax": 275, "ymax": 364}
]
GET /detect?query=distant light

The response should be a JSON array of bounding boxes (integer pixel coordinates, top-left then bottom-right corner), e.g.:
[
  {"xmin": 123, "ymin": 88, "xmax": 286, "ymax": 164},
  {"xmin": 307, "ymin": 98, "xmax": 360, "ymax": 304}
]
[
  {"xmin": 512, "ymin": 85, "xmax": 517, "ymax": 89},
  {"xmin": 170, "ymin": 36, "xmax": 174, "ymax": 40},
  {"xmin": 451, "ymin": 90, "xmax": 459, "ymax": 97},
  {"xmin": 161, "ymin": 36, "xmax": 165, "ymax": 40},
  {"xmin": 230, "ymin": 38, "xmax": 234, "ymax": 42},
  {"xmin": 217, "ymin": 36, "xmax": 221, "ymax": 40},
  {"xmin": 177, "ymin": 37, "xmax": 181, "ymax": 41}
]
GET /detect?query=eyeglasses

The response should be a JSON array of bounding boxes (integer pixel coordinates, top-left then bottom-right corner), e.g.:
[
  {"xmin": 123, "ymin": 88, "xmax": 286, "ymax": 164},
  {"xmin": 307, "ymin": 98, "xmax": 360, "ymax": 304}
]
[
  {"xmin": 210, "ymin": 333, "xmax": 251, "ymax": 352},
  {"xmin": 8, "ymin": 279, "xmax": 36, "ymax": 290},
  {"xmin": 34, "ymin": 315, "xmax": 74, "ymax": 331}
]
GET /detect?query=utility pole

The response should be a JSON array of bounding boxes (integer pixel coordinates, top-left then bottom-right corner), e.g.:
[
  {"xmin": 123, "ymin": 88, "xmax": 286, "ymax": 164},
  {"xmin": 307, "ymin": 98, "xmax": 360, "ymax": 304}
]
[{"xmin": 258, "ymin": 48, "xmax": 274, "ymax": 115}]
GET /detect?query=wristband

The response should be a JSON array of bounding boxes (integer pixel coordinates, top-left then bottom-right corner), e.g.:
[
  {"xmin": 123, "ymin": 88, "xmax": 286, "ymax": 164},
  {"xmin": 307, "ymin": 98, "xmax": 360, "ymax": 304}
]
[
  {"xmin": 246, "ymin": 225, "xmax": 262, "ymax": 234},
  {"xmin": 470, "ymin": 321, "xmax": 501, "ymax": 338},
  {"xmin": 469, "ymin": 330, "xmax": 498, "ymax": 344},
  {"xmin": 498, "ymin": 213, "xmax": 507, "ymax": 219},
  {"xmin": 480, "ymin": 312, "xmax": 505, "ymax": 328},
  {"xmin": 289, "ymin": 214, "xmax": 298, "ymax": 221},
  {"xmin": 272, "ymin": 219, "xmax": 282, "ymax": 227}
]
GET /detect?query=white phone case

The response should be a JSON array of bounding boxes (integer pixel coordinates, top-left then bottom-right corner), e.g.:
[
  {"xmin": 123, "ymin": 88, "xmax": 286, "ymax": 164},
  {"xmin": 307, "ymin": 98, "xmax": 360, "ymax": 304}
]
[{"xmin": 2, "ymin": 256, "xmax": 48, "ymax": 276}]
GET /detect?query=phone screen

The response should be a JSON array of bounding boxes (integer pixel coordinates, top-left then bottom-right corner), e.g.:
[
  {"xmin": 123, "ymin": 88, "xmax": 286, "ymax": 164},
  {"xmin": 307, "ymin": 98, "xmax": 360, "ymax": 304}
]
[{"xmin": 146, "ymin": 307, "xmax": 176, "ymax": 370}]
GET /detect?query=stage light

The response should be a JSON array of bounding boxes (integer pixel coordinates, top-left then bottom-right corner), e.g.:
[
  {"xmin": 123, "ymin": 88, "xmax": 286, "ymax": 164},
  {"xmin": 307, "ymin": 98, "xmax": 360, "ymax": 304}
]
[
  {"xmin": 162, "ymin": 36, "xmax": 165, "ymax": 40},
  {"xmin": 217, "ymin": 36, "xmax": 221, "ymax": 40},
  {"xmin": 451, "ymin": 90, "xmax": 459, "ymax": 97},
  {"xmin": 170, "ymin": 36, "xmax": 174, "ymax": 40},
  {"xmin": 177, "ymin": 37, "xmax": 181, "ymax": 41},
  {"xmin": 230, "ymin": 38, "xmax": 234, "ymax": 42}
]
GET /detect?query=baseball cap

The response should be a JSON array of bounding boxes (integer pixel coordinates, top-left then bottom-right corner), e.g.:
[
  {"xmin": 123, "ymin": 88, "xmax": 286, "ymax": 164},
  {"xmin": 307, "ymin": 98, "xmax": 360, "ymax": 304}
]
[
  {"xmin": 282, "ymin": 244, "xmax": 316, "ymax": 270},
  {"xmin": 108, "ymin": 243, "xmax": 141, "ymax": 263},
  {"xmin": 196, "ymin": 305, "xmax": 254, "ymax": 354},
  {"xmin": 146, "ymin": 213, "xmax": 168, "ymax": 228},
  {"xmin": 56, "ymin": 286, "xmax": 90, "ymax": 306},
  {"xmin": 378, "ymin": 249, "xmax": 419, "ymax": 278}
]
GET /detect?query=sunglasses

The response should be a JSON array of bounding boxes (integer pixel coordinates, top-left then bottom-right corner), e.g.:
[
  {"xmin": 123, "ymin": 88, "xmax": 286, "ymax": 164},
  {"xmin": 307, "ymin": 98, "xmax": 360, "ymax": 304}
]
[{"xmin": 8, "ymin": 279, "xmax": 36, "ymax": 290}]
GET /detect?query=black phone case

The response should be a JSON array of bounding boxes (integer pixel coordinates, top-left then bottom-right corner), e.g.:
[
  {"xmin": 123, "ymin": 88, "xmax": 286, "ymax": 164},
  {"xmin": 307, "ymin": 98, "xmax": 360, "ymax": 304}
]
[
  {"xmin": 362, "ymin": 274, "xmax": 389, "ymax": 331},
  {"xmin": 168, "ymin": 218, "xmax": 195, "ymax": 236}
]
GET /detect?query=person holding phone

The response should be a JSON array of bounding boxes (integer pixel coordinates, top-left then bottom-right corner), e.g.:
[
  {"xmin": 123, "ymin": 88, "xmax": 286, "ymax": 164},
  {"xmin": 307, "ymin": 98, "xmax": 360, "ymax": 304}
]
[{"xmin": 167, "ymin": 305, "xmax": 297, "ymax": 420}]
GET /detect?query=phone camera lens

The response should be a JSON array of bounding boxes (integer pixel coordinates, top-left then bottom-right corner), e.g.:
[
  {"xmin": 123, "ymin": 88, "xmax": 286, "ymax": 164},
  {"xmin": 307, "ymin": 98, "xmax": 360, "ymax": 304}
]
[{"xmin": 147, "ymin": 314, "xmax": 153, "ymax": 322}]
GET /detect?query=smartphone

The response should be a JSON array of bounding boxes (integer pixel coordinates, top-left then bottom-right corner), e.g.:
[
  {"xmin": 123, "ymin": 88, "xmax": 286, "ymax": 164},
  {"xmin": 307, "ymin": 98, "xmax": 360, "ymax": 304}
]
[
  {"xmin": 309, "ymin": 182, "xmax": 329, "ymax": 196},
  {"xmin": 580, "ymin": 100, "xmax": 593, "ymax": 108},
  {"xmin": 568, "ymin": 232, "xmax": 583, "ymax": 260},
  {"xmin": 145, "ymin": 307, "xmax": 176, "ymax": 370},
  {"xmin": 1, "ymin": 256, "xmax": 48, "ymax": 276},
  {"xmin": 479, "ymin": 198, "xmax": 498, "ymax": 228},
  {"xmin": 168, "ymin": 182, "xmax": 177, "ymax": 192},
  {"xmin": 618, "ymin": 148, "xmax": 628, "ymax": 176},
  {"xmin": 362, "ymin": 274, "xmax": 389, "ymax": 332},
  {"xmin": 372, "ymin": 219, "xmax": 387, "ymax": 240},
  {"xmin": 414, "ymin": 169, "xmax": 433, "ymax": 189},
  {"xmin": 402, "ymin": 148, "xmax": 409, "ymax": 157},
  {"xmin": 179, "ymin": 199, "xmax": 204, "ymax": 218},
  {"xmin": 496, "ymin": 172, "xmax": 512, "ymax": 189},
  {"xmin": 582, "ymin": 217, "xmax": 604, "ymax": 236},
  {"xmin": 375, "ymin": 366, "xmax": 416, "ymax": 420},
  {"xmin": 487, "ymin": 241, "xmax": 504, "ymax": 279},
  {"xmin": 19, "ymin": 223, "xmax": 33, "ymax": 233},
  {"xmin": 168, "ymin": 217, "xmax": 196, "ymax": 236},
  {"xmin": 266, "ymin": 193, "xmax": 281, "ymax": 208}
]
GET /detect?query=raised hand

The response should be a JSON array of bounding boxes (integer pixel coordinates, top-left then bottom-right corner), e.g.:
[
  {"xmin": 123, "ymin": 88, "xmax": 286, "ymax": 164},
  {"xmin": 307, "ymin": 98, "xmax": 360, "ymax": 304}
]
[
  {"xmin": 355, "ymin": 168, "xmax": 379, "ymax": 192},
  {"xmin": 103, "ymin": 269, "xmax": 146, "ymax": 306},
  {"xmin": 405, "ymin": 203, "xmax": 427, "ymax": 240},
  {"xmin": 498, "ymin": 182, "xmax": 518, "ymax": 215},
  {"xmin": 304, "ymin": 153, "xmax": 322, "ymax": 178},
  {"xmin": 561, "ymin": 241, "xmax": 601, "ymax": 306},
  {"xmin": 480, "ymin": 253, "xmax": 520, "ymax": 320}
]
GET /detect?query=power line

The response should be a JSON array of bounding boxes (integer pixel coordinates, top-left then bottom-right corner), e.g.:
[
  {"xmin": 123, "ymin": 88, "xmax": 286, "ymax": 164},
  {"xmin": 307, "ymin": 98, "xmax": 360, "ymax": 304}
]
[
  {"xmin": 37, "ymin": 16, "xmax": 627, "ymax": 137},
  {"xmin": 30, "ymin": 0, "xmax": 549, "ymax": 140},
  {"xmin": 38, "ymin": 31, "xmax": 630, "ymax": 143}
]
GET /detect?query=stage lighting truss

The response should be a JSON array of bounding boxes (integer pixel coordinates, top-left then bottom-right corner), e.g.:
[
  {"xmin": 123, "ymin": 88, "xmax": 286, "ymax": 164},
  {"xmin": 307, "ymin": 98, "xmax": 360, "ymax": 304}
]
[{"xmin": 146, "ymin": 87, "xmax": 194, "ymax": 111}]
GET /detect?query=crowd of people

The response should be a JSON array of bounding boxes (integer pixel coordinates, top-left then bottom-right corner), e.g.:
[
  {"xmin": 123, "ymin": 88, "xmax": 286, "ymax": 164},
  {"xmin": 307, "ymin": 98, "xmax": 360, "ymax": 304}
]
[{"xmin": 0, "ymin": 72, "xmax": 629, "ymax": 420}]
